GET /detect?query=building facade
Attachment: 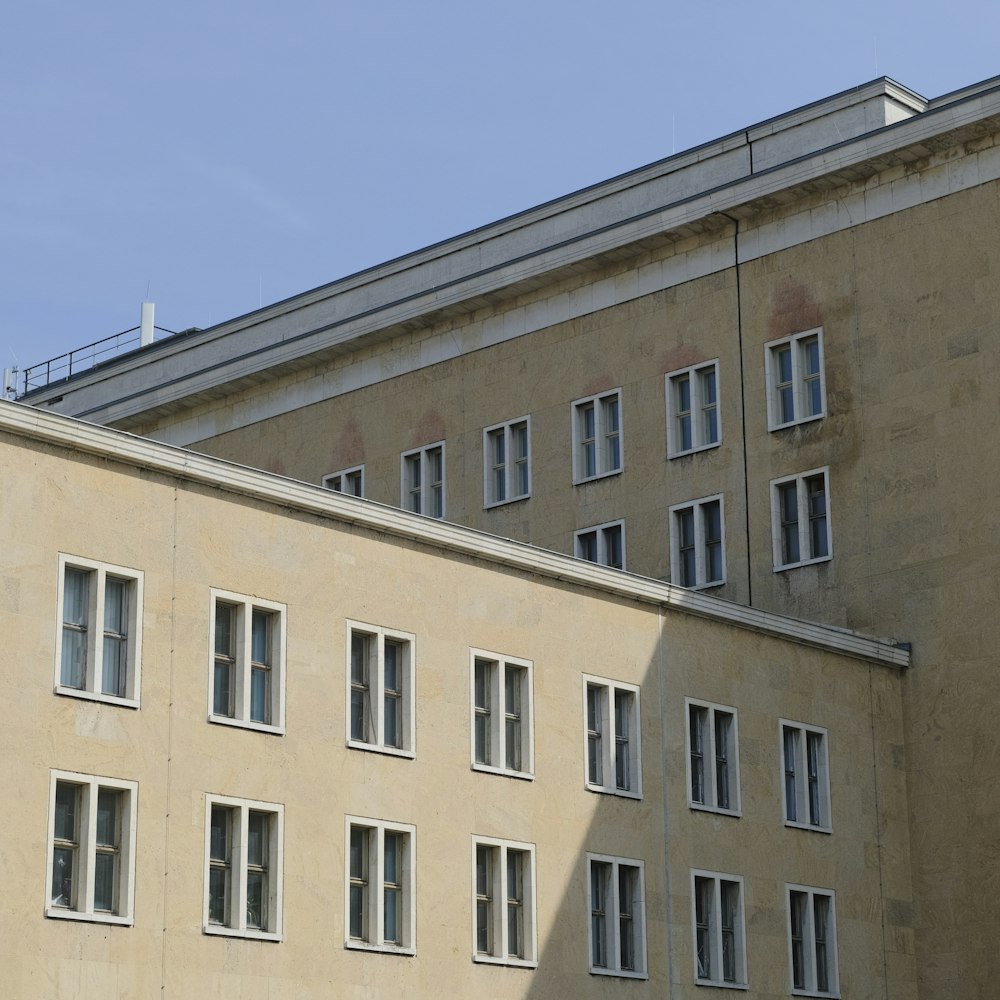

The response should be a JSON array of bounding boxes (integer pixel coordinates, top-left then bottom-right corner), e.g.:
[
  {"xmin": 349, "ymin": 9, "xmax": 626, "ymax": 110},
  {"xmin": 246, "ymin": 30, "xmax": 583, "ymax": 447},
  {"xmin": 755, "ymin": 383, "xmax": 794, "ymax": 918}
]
[
  {"xmin": 13, "ymin": 73, "xmax": 1000, "ymax": 997},
  {"xmin": 1, "ymin": 402, "xmax": 911, "ymax": 997}
]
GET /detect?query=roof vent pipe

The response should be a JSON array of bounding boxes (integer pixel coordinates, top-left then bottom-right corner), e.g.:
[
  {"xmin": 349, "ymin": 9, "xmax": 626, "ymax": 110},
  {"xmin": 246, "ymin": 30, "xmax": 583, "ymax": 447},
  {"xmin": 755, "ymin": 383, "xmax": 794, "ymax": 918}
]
[{"xmin": 140, "ymin": 302, "xmax": 155, "ymax": 347}]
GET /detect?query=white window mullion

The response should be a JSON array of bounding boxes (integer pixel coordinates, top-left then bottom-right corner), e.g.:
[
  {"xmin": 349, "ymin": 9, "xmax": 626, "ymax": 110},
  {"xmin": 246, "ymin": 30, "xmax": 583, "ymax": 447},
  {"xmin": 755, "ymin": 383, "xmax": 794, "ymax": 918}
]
[
  {"xmin": 79, "ymin": 784, "xmax": 97, "ymax": 915},
  {"xmin": 233, "ymin": 809, "xmax": 248, "ymax": 933}
]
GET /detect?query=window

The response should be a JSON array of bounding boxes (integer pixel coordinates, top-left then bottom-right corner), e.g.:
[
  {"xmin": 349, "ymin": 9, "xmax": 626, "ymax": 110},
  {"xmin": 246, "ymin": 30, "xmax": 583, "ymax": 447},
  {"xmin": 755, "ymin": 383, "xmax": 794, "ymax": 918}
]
[
  {"xmin": 471, "ymin": 651, "xmax": 534, "ymax": 778},
  {"xmin": 472, "ymin": 837, "xmax": 537, "ymax": 966},
  {"xmin": 583, "ymin": 676, "xmax": 642, "ymax": 798},
  {"xmin": 686, "ymin": 699, "xmax": 740, "ymax": 815},
  {"xmin": 787, "ymin": 885, "xmax": 838, "ymax": 996},
  {"xmin": 781, "ymin": 721, "xmax": 831, "ymax": 832},
  {"xmin": 346, "ymin": 817, "xmax": 416, "ymax": 954},
  {"xmin": 323, "ymin": 465, "xmax": 365, "ymax": 497},
  {"xmin": 575, "ymin": 520, "xmax": 625, "ymax": 570},
  {"xmin": 691, "ymin": 871, "xmax": 747, "ymax": 988},
  {"xmin": 669, "ymin": 495, "xmax": 725, "ymax": 589},
  {"xmin": 46, "ymin": 770, "xmax": 138, "ymax": 924},
  {"xmin": 765, "ymin": 328, "xmax": 825, "ymax": 430},
  {"xmin": 666, "ymin": 361, "xmax": 720, "ymax": 456},
  {"xmin": 572, "ymin": 389, "xmax": 622, "ymax": 482},
  {"xmin": 771, "ymin": 469, "xmax": 831, "ymax": 570},
  {"xmin": 588, "ymin": 854, "xmax": 647, "ymax": 978},
  {"xmin": 346, "ymin": 621, "xmax": 415, "ymax": 757},
  {"xmin": 401, "ymin": 442, "xmax": 445, "ymax": 518},
  {"xmin": 204, "ymin": 794, "xmax": 283, "ymax": 940},
  {"xmin": 55, "ymin": 555, "xmax": 143, "ymax": 706},
  {"xmin": 209, "ymin": 590, "xmax": 286, "ymax": 733},
  {"xmin": 484, "ymin": 417, "xmax": 531, "ymax": 507}
]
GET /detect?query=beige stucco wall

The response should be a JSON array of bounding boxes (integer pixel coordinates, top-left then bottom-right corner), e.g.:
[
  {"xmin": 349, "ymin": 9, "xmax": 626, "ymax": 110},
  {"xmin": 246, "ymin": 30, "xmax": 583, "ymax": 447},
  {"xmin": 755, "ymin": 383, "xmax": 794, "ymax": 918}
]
[
  {"xmin": 139, "ymin": 155, "xmax": 1000, "ymax": 997},
  {"xmin": 0, "ymin": 422, "xmax": 910, "ymax": 998}
]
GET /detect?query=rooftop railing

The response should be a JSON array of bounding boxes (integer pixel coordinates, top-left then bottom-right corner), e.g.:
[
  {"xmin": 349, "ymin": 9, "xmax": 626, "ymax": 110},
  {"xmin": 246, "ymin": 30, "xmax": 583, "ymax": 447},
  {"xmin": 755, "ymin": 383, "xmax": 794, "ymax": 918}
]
[{"xmin": 14, "ymin": 322, "xmax": 177, "ymax": 398}]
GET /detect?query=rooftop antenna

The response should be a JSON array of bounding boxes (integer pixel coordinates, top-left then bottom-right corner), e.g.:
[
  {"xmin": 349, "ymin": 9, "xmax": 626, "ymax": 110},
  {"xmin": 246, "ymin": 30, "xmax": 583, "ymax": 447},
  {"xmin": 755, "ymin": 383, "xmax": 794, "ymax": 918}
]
[
  {"xmin": 140, "ymin": 302, "xmax": 155, "ymax": 347},
  {"xmin": 3, "ymin": 349, "xmax": 19, "ymax": 400}
]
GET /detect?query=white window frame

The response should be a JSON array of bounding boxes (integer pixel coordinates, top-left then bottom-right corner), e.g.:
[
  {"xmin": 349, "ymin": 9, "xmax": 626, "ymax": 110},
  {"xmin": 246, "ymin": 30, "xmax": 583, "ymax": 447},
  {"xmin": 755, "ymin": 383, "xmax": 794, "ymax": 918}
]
[
  {"xmin": 483, "ymin": 416, "xmax": 531, "ymax": 508},
  {"xmin": 765, "ymin": 327, "xmax": 826, "ymax": 430},
  {"xmin": 770, "ymin": 468, "xmax": 832, "ymax": 571},
  {"xmin": 685, "ymin": 698, "xmax": 740, "ymax": 816},
  {"xmin": 669, "ymin": 495, "xmax": 726, "ymax": 589},
  {"xmin": 582, "ymin": 675, "xmax": 642, "ymax": 799},
  {"xmin": 400, "ymin": 442, "xmax": 445, "ymax": 518},
  {"xmin": 574, "ymin": 519, "xmax": 626, "ymax": 570},
  {"xmin": 208, "ymin": 589, "xmax": 286, "ymax": 735},
  {"xmin": 786, "ymin": 884, "xmax": 839, "ymax": 997},
  {"xmin": 203, "ymin": 793, "xmax": 283, "ymax": 941},
  {"xmin": 780, "ymin": 720, "xmax": 832, "ymax": 833},
  {"xmin": 470, "ymin": 650, "xmax": 534, "ymax": 780},
  {"xmin": 691, "ymin": 870, "xmax": 748, "ymax": 989},
  {"xmin": 346, "ymin": 621, "xmax": 416, "ymax": 758},
  {"xmin": 54, "ymin": 554, "xmax": 144, "ymax": 707},
  {"xmin": 345, "ymin": 816, "xmax": 416, "ymax": 955},
  {"xmin": 471, "ymin": 836, "xmax": 537, "ymax": 967},
  {"xmin": 587, "ymin": 853, "xmax": 648, "ymax": 978},
  {"xmin": 666, "ymin": 360, "xmax": 721, "ymax": 457},
  {"xmin": 572, "ymin": 389, "xmax": 623, "ymax": 483},
  {"xmin": 322, "ymin": 465, "xmax": 365, "ymax": 497},
  {"xmin": 46, "ymin": 769, "xmax": 138, "ymax": 925}
]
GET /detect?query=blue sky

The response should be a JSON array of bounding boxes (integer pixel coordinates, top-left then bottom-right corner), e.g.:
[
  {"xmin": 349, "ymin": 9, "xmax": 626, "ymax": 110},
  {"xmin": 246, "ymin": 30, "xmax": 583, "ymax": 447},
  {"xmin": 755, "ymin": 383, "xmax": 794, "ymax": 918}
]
[{"xmin": 2, "ymin": 0, "xmax": 998, "ymax": 376}]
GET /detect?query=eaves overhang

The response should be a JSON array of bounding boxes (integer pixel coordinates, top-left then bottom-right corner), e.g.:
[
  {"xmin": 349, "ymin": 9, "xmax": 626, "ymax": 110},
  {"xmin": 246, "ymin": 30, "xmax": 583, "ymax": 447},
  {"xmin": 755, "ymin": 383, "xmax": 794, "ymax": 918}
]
[
  {"xmin": 0, "ymin": 400, "xmax": 911, "ymax": 670},
  {"xmin": 22, "ymin": 77, "xmax": 1000, "ymax": 431}
]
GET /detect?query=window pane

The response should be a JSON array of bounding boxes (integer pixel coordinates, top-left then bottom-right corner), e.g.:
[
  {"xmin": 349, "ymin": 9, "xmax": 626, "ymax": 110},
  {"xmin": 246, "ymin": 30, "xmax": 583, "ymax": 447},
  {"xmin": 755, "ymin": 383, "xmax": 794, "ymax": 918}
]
[
  {"xmin": 619, "ymin": 866, "xmax": 636, "ymax": 971},
  {"xmin": 208, "ymin": 867, "xmax": 229, "ymax": 925},
  {"xmin": 94, "ymin": 852, "xmax": 116, "ymax": 913},
  {"xmin": 250, "ymin": 666, "xmax": 269, "ymax": 723},
  {"xmin": 591, "ymin": 861, "xmax": 608, "ymax": 968},
  {"xmin": 247, "ymin": 812, "xmax": 267, "ymax": 868},
  {"xmin": 54, "ymin": 782, "xmax": 78, "ymax": 841},
  {"xmin": 246, "ymin": 871, "xmax": 265, "ymax": 929},
  {"xmin": 213, "ymin": 659, "xmax": 233, "ymax": 717},
  {"xmin": 96, "ymin": 789, "xmax": 118, "ymax": 846},
  {"xmin": 784, "ymin": 727, "xmax": 799, "ymax": 822},
  {"xmin": 605, "ymin": 525, "xmax": 623, "ymax": 569},
  {"xmin": 52, "ymin": 845, "xmax": 75, "ymax": 906},
  {"xmin": 506, "ymin": 851, "xmax": 524, "ymax": 958},
  {"xmin": 504, "ymin": 667, "xmax": 523, "ymax": 771},
  {"xmin": 349, "ymin": 826, "xmax": 367, "ymax": 940},
  {"xmin": 587, "ymin": 685, "xmax": 603, "ymax": 786},
  {"xmin": 214, "ymin": 604, "xmax": 234, "ymax": 657},
  {"xmin": 250, "ymin": 611, "xmax": 269, "ymax": 664},
  {"xmin": 210, "ymin": 806, "xmax": 229, "ymax": 862},
  {"xmin": 476, "ymin": 844, "xmax": 493, "ymax": 954},
  {"xmin": 61, "ymin": 568, "xmax": 89, "ymax": 688},
  {"xmin": 714, "ymin": 713, "xmax": 731, "ymax": 810},
  {"xmin": 614, "ymin": 690, "xmax": 631, "ymax": 790},
  {"xmin": 474, "ymin": 660, "xmax": 492, "ymax": 765},
  {"xmin": 63, "ymin": 569, "xmax": 89, "ymax": 625},
  {"xmin": 690, "ymin": 706, "xmax": 706, "ymax": 803}
]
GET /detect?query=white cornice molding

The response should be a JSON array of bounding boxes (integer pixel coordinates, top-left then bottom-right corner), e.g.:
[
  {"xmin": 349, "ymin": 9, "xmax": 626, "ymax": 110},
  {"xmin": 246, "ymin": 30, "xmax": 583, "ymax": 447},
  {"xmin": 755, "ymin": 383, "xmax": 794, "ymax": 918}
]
[
  {"xmin": 0, "ymin": 400, "xmax": 910, "ymax": 669},
  {"xmin": 23, "ymin": 81, "xmax": 1000, "ymax": 430}
]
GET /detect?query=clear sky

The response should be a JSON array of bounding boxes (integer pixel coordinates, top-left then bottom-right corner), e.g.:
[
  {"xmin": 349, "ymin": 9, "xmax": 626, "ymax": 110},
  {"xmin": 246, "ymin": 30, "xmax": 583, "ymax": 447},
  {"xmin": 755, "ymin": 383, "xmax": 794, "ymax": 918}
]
[{"xmin": 2, "ymin": 0, "xmax": 998, "ymax": 377}]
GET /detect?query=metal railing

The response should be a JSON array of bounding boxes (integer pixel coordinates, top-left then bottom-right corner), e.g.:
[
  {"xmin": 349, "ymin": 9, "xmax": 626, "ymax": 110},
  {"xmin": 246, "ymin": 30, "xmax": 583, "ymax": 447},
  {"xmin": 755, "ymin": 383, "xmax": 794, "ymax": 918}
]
[{"xmin": 17, "ymin": 324, "xmax": 177, "ymax": 397}]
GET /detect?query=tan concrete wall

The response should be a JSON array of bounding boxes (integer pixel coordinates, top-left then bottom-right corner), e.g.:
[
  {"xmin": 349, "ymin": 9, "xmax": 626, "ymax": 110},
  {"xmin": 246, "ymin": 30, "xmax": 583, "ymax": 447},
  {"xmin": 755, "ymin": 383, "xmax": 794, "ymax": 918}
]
[{"xmin": 1, "ymin": 427, "xmax": 910, "ymax": 998}]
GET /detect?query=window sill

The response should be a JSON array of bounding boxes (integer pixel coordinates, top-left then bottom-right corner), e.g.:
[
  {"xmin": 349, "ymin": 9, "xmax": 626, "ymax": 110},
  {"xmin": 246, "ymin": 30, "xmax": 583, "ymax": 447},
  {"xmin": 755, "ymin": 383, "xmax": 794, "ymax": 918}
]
[
  {"xmin": 46, "ymin": 907, "xmax": 133, "ymax": 926},
  {"xmin": 589, "ymin": 967, "xmax": 648, "ymax": 979},
  {"xmin": 484, "ymin": 494, "xmax": 531, "ymax": 510},
  {"xmin": 768, "ymin": 412, "xmax": 825, "ymax": 433},
  {"xmin": 689, "ymin": 802, "xmax": 741, "ymax": 818},
  {"xmin": 784, "ymin": 820, "xmax": 832, "ymax": 834},
  {"xmin": 472, "ymin": 763, "xmax": 534, "ymax": 780},
  {"xmin": 203, "ymin": 924, "xmax": 282, "ymax": 942},
  {"xmin": 792, "ymin": 990, "xmax": 840, "ymax": 999},
  {"xmin": 773, "ymin": 554, "xmax": 832, "ymax": 573},
  {"xmin": 346, "ymin": 940, "xmax": 415, "ymax": 956},
  {"xmin": 54, "ymin": 686, "xmax": 139, "ymax": 709},
  {"xmin": 677, "ymin": 579, "xmax": 726, "ymax": 592},
  {"xmin": 208, "ymin": 714, "xmax": 285, "ymax": 736},
  {"xmin": 695, "ymin": 978, "xmax": 749, "ymax": 990},
  {"xmin": 572, "ymin": 468, "xmax": 623, "ymax": 486},
  {"xmin": 585, "ymin": 783, "xmax": 642, "ymax": 800},
  {"xmin": 668, "ymin": 441, "xmax": 721, "ymax": 460},
  {"xmin": 473, "ymin": 954, "xmax": 537, "ymax": 969},
  {"xmin": 346, "ymin": 739, "xmax": 415, "ymax": 759}
]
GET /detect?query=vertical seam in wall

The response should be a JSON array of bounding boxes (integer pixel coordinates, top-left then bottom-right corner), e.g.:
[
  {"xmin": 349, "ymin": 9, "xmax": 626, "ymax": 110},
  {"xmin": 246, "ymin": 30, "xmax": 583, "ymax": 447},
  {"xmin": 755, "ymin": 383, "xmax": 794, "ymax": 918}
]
[
  {"xmin": 868, "ymin": 662, "xmax": 891, "ymax": 1000},
  {"xmin": 159, "ymin": 487, "xmax": 179, "ymax": 996},
  {"xmin": 657, "ymin": 606, "xmax": 677, "ymax": 991},
  {"xmin": 730, "ymin": 215, "xmax": 753, "ymax": 606}
]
